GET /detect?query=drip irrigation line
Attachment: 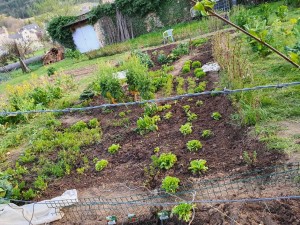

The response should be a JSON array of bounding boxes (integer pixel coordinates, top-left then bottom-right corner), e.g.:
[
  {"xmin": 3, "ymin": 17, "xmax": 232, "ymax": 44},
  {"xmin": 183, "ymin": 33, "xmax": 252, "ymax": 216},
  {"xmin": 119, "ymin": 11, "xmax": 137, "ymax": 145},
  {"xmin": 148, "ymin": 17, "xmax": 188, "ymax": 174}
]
[{"xmin": 1, "ymin": 81, "xmax": 300, "ymax": 116}]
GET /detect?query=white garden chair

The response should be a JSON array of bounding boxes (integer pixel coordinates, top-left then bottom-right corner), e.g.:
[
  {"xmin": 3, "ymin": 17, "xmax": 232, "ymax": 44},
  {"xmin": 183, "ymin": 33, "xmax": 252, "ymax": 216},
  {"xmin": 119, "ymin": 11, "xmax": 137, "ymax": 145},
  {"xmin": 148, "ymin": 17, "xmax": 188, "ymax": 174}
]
[{"xmin": 163, "ymin": 29, "xmax": 174, "ymax": 44}]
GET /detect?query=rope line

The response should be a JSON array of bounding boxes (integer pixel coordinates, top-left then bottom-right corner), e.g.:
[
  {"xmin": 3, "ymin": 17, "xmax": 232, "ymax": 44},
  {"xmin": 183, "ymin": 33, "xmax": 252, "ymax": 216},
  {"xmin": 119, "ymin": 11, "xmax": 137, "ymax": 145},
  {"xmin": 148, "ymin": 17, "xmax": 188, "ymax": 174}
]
[{"xmin": 1, "ymin": 81, "xmax": 300, "ymax": 116}]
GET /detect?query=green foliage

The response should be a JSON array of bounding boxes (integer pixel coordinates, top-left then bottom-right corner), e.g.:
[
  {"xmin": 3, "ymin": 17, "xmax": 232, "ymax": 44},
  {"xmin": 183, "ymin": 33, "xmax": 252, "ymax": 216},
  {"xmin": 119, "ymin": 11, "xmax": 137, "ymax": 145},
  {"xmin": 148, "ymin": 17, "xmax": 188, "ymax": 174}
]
[
  {"xmin": 196, "ymin": 100, "xmax": 204, "ymax": 106},
  {"xmin": 33, "ymin": 176, "xmax": 47, "ymax": 191},
  {"xmin": 276, "ymin": 5, "xmax": 288, "ymax": 22},
  {"xmin": 211, "ymin": 112, "xmax": 222, "ymax": 120},
  {"xmin": 194, "ymin": 68, "xmax": 206, "ymax": 79},
  {"xmin": 88, "ymin": 3, "xmax": 115, "ymax": 24},
  {"xmin": 286, "ymin": 0, "xmax": 300, "ymax": 7},
  {"xmin": 258, "ymin": 3, "xmax": 271, "ymax": 24},
  {"xmin": 187, "ymin": 77, "xmax": 196, "ymax": 94},
  {"xmin": 194, "ymin": 0, "xmax": 216, "ymax": 16},
  {"xmin": 172, "ymin": 43, "xmax": 190, "ymax": 59},
  {"xmin": 88, "ymin": 118, "xmax": 100, "ymax": 128},
  {"xmin": 132, "ymin": 50, "xmax": 154, "ymax": 68},
  {"xmin": 144, "ymin": 103, "xmax": 159, "ymax": 116},
  {"xmin": 243, "ymin": 151, "xmax": 257, "ymax": 166},
  {"xmin": 157, "ymin": 54, "xmax": 169, "ymax": 65},
  {"xmin": 29, "ymin": 86, "xmax": 62, "ymax": 106},
  {"xmin": 187, "ymin": 112, "xmax": 197, "ymax": 122},
  {"xmin": 189, "ymin": 159, "xmax": 208, "ymax": 174},
  {"xmin": 65, "ymin": 49, "xmax": 83, "ymax": 61},
  {"xmin": 192, "ymin": 61, "xmax": 201, "ymax": 69},
  {"xmin": 191, "ymin": 38, "xmax": 208, "ymax": 47},
  {"xmin": 95, "ymin": 159, "xmax": 108, "ymax": 172},
  {"xmin": 47, "ymin": 67, "xmax": 56, "ymax": 76},
  {"xmin": 182, "ymin": 65, "xmax": 191, "ymax": 73},
  {"xmin": 161, "ymin": 176, "xmax": 180, "ymax": 193},
  {"xmin": 195, "ymin": 81, "xmax": 207, "ymax": 92},
  {"xmin": 22, "ymin": 188, "xmax": 36, "ymax": 200},
  {"xmin": 182, "ymin": 105, "xmax": 190, "ymax": 113},
  {"xmin": 136, "ymin": 115, "xmax": 160, "ymax": 135},
  {"xmin": 108, "ymin": 144, "xmax": 121, "ymax": 154},
  {"xmin": 176, "ymin": 77, "xmax": 185, "ymax": 95},
  {"xmin": 164, "ymin": 74, "xmax": 174, "ymax": 96},
  {"xmin": 70, "ymin": 121, "xmax": 87, "ymax": 132},
  {"xmin": 179, "ymin": 123, "xmax": 192, "ymax": 136},
  {"xmin": 80, "ymin": 89, "xmax": 95, "ymax": 101},
  {"xmin": 47, "ymin": 16, "xmax": 77, "ymax": 49},
  {"xmin": 172, "ymin": 203, "xmax": 195, "ymax": 222},
  {"xmin": 186, "ymin": 140, "xmax": 202, "ymax": 152},
  {"xmin": 164, "ymin": 112, "xmax": 173, "ymax": 120},
  {"xmin": 119, "ymin": 112, "xmax": 126, "ymax": 117},
  {"xmin": 151, "ymin": 152, "xmax": 177, "ymax": 170},
  {"xmin": 158, "ymin": 104, "xmax": 172, "ymax": 111},
  {"xmin": 230, "ymin": 5, "xmax": 251, "ymax": 29},
  {"xmin": 202, "ymin": 129, "xmax": 213, "ymax": 138}
]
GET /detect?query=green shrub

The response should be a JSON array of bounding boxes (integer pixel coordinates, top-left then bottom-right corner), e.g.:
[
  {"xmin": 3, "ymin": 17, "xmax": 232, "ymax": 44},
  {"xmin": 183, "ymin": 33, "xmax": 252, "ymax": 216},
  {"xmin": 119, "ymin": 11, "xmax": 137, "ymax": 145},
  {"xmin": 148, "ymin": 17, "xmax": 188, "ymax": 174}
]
[
  {"xmin": 192, "ymin": 61, "xmax": 201, "ymax": 68},
  {"xmin": 172, "ymin": 203, "xmax": 195, "ymax": 222},
  {"xmin": 22, "ymin": 188, "xmax": 36, "ymax": 200},
  {"xmin": 95, "ymin": 159, "xmax": 108, "ymax": 171},
  {"xmin": 136, "ymin": 115, "xmax": 160, "ymax": 135},
  {"xmin": 186, "ymin": 140, "xmax": 202, "ymax": 152},
  {"xmin": 47, "ymin": 67, "xmax": 57, "ymax": 76},
  {"xmin": 152, "ymin": 152, "xmax": 177, "ymax": 170},
  {"xmin": 108, "ymin": 144, "xmax": 121, "ymax": 154},
  {"xmin": 180, "ymin": 123, "xmax": 193, "ymax": 136},
  {"xmin": 33, "ymin": 176, "xmax": 47, "ymax": 191},
  {"xmin": 194, "ymin": 68, "xmax": 206, "ymax": 78},
  {"xmin": 161, "ymin": 176, "xmax": 180, "ymax": 193},
  {"xmin": 70, "ymin": 121, "xmax": 87, "ymax": 132},
  {"xmin": 211, "ymin": 112, "xmax": 222, "ymax": 120},
  {"xmin": 201, "ymin": 129, "xmax": 213, "ymax": 138},
  {"xmin": 189, "ymin": 159, "xmax": 208, "ymax": 174},
  {"xmin": 132, "ymin": 50, "xmax": 154, "ymax": 68},
  {"xmin": 89, "ymin": 118, "xmax": 100, "ymax": 128}
]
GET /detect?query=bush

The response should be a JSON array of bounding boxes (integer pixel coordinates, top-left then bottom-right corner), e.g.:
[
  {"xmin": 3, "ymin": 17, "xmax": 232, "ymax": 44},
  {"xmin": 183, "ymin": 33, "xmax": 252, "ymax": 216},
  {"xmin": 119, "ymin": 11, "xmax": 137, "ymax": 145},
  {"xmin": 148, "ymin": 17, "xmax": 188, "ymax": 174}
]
[
  {"xmin": 186, "ymin": 140, "xmax": 202, "ymax": 152},
  {"xmin": 194, "ymin": 68, "xmax": 206, "ymax": 78},
  {"xmin": 132, "ymin": 50, "xmax": 154, "ymax": 68},
  {"xmin": 179, "ymin": 123, "xmax": 192, "ymax": 136},
  {"xmin": 201, "ymin": 129, "xmax": 213, "ymax": 138},
  {"xmin": 65, "ymin": 49, "xmax": 83, "ymax": 60},
  {"xmin": 189, "ymin": 159, "xmax": 208, "ymax": 174},
  {"xmin": 172, "ymin": 203, "xmax": 195, "ymax": 222},
  {"xmin": 108, "ymin": 144, "xmax": 121, "ymax": 154},
  {"xmin": 136, "ymin": 115, "xmax": 160, "ymax": 135},
  {"xmin": 95, "ymin": 159, "xmax": 108, "ymax": 171},
  {"xmin": 211, "ymin": 112, "xmax": 222, "ymax": 120},
  {"xmin": 192, "ymin": 61, "xmax": 201, "ymax": 68},
  {"xmin": 161, "ymin": 176, "xmax": 180, "ymax": 193},
  {"xmin": 152, "ymin": 152, "xmax": 177, "ymax": 170}
]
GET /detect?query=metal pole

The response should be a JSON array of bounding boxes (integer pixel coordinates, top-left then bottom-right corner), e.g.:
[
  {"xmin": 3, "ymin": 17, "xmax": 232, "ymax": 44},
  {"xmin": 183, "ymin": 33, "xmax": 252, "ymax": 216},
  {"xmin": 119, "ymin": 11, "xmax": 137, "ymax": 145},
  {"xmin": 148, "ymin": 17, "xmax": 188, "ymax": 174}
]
[{"xmin": 209, "ymin": 10, "xmax": 300, "ymax": 69}]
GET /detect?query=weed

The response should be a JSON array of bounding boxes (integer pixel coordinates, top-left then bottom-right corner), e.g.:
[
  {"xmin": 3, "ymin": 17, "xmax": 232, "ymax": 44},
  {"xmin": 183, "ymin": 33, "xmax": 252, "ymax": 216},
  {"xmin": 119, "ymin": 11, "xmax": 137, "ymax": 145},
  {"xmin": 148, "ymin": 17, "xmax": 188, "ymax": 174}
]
[
  {"xmin": 152, "ymin": 152, "xmax": 177, "ymax": 170},
  {"xmin": 95, "ymin": 159, "xmax": 108, "ymax": 172},
  {"xmin": 186, "ymin": 140, "xmax": 202, "ymax": 152},
  {"xmin": 189, "ymin": 159, "xmax": 208, "ymax": 174},
  {"xmin": 153, "ymin": 147, "xmax": 160, "ymax": 153},
  {"xmin": 243, "ymin": 151, "xmax": 257, "ymax": 166},
  {"xmin": 164, "ymin": 112, "xmax": 173, "ymax": 120},
  {"xmin": 211, "ymin": 112, "xmax": 222, "ymax": 120},
  {"xmin": 180, "ymin": 123, "xmax": 193, "ymax": 136},
  {"xmin": 192, "ymin": 61, "xmax": 201, "ymax": 68},
  {"xmin": 202, "ymin": 130, "xmax": 213, "ymax": 138},
  {"xmin": 108, "ymin": 144, "xmax": 121, "ymax": 154},
  {"xmin": 136, "ymin": 115, "xmax": 160, "ymax": 135},
  {"xmin": 161, "ymin": 176, "xmax": 180, "ymax": 193},
  {"xmin": 171, "ymin": 203, "xmax": 195, "ymax": 222}
]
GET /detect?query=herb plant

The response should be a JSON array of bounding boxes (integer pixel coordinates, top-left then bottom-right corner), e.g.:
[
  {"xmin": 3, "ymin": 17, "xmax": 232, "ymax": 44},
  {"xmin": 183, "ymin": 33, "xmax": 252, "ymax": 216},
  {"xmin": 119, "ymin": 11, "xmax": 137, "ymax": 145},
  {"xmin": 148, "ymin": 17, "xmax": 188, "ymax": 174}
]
[
  {"xmin": 161, "ymin": 176, "xmax": 180, "ymax": 193},
  {"xmin": 186, "ymin": 140, "xmax": 202, "ymax": 152},
  {"xmin": 211, "ymin": 112, "xmax": 222, "ymax": 120}
]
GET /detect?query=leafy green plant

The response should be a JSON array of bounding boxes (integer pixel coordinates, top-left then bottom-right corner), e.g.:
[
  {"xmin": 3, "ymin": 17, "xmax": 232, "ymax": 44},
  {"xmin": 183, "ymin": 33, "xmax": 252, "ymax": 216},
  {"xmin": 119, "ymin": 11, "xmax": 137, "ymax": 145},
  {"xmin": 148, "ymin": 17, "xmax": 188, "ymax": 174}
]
[
  {"xmin": 144, "ymin": 103, "xmax": 159, "ymax": 116},
  {"xmin": 80, "ymin": 89, "xmax": 95, "ymax": 101},
  {"xmin": 158, "ymin": 104, "xmax": 171, "ymax": 111},
  {"xmin": 33, "ymin": 176, "xmax": 47, "ymax": 191},
  {"xmin": 108, "ymin": 144, "xmax": 121, "ymax": 154},
  {"xmin": 189, "ymin": 159, "xmax": 208, "ymax": 174},
  {"xmin": 172, "ymin": 203, "xmax": 195, "ymax": 222},
  {"xmin": 119, "ymin": 112, "xmax": 126, "ymax": 117},
  {"xmin": 157, "ymin": 54, "xmax": 169, "ymax": 65},
  {"xmin": 180, "ymin": 123, "xmax": 193, "ymax": 136},
  {"xmin": 194, "ymin": 68, "xmax": 206, "ymax": 78},
  {"xmin": 194, "ymin": 0, "xmax": 216, "ymax": 16},
  {"xmin": 182, "ymin": 105, "xmax": 190, "ymax": 113},
  {"xmin": 191, "ymin": 38, "xmax": 208, "ymax": 47},
  {"xmin": 176, "ymin": 77, "xmax": 185, "ymax": 95},
  {"xmin": 132, "ymin": 50, "xmax": 154, "ymax": 68},
  {"xmin": 186, "ymin": 140, "xmax": 202, "ymax": 152},
  {"xmin": 153, "ymin": 147, "xmax": 160, "ymax": 153},
  {"xmin": 202, "ymin": 129, "xmax": 213, "ymax": 138},
  {"xmin": 152, "ymin": 152, "xmax": 177, "ymax": 170},
  {"xmin": 70, "ymin": 121, "xmax": 87, "ymax": 132},
  {"xmin": 187, "ymin": 77, "xmax": 196, "ymax": 94},
  {"xmin": 276, "ymin": 5, "xmax": 288, "ymax": 22},
  {"xmin": 187, "ymin": 112, "xmax": 197, "ymax": 122},
  {"xmin": 196, "ymin": 100, "xmax": 203, "ymax": 106},
  {"xmin": 171, "ymin": 43, "xmax": 190, "ymax": 59},
  {"xmin": 192, "ymin": 61, "xmax": 201, "ymax": 68},
  {"xmin": 164, "ymin": 112, "xmax": 173, "ymax": 120},
  {"xmin": 65, "ymin": 49, "xmax": 83, "ymax": 60},
  {"xmin": 243, "ymin": 151, "xmax": 257, "ymax": 166},
  {"xmin": 136, "ymin": 115, "xmax": 160, "ymax": 135},
  {"xmin": 182, "ymin": 65, "xmax": 191, "ymax": 73},
  {"xmin": 95, "ymin": 159, "xmax": 108, "ymax": 172},
  {"xmin": 258, "ymin": 3, "xmax": 271, "ymax": 24},
  {"xmin": 164, "ymin": 74, "xmax": 173, "ymax": 96},
  {"xmin": 211, "ymin": 112, "xmax": 222, "ymax": 120},
  {"xmin": 195, "ymin": 81, "xmax": 207, "ymax": 93},
  {"xmin": 47, "ymin": 67, "xmax": 57, "ymax": 76},
  {"xmin": 89, "ymin": 118, "xmax": 100, "ymax": 128},
  {"xmin": 161, "ymin": 176, "xmax": 180, "ymax": 193},
  {"xmin": 22, "ymin": 188, "xmax": 36, "ymax": 200}
]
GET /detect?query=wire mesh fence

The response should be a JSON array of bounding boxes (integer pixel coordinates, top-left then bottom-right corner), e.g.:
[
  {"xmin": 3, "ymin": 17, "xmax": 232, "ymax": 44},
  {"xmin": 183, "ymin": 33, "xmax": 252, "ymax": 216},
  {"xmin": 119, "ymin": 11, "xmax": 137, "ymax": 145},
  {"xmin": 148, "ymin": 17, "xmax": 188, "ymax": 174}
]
[{"xmin": 43, "ymin": 162, "xmax": 300, "ymax": 224}]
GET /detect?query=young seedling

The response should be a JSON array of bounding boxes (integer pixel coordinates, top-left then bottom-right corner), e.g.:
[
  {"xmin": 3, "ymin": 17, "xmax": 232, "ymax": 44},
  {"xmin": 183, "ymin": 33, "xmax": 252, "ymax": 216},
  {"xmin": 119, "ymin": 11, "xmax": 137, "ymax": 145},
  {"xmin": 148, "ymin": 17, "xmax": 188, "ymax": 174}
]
[
  {"xmin": 243, "ymin": 151, "xmax": 257, "ymax": 166},
  {"xmin": 211, "ymin": 112, "xmax": 222, "ymax": 120},
  {"xmin": 201, "ymin": 129, "xmax": 213, "ymax": 138},
  {"xmin": 108, "ymin": 144, "xmax": 121, "ymax": 154}
]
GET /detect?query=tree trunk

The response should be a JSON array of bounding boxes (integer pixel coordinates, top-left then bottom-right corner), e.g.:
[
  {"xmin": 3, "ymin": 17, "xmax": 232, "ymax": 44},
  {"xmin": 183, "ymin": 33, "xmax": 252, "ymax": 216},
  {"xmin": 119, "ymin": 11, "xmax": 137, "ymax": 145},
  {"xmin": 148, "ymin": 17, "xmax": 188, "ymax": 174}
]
[
  {"xmin": 19, "ymin": 57, "xmax": 31, "ymax": 73},
  {"xmin": 116, "ymin": 9, "xmax": 131, "ymax": 42}
]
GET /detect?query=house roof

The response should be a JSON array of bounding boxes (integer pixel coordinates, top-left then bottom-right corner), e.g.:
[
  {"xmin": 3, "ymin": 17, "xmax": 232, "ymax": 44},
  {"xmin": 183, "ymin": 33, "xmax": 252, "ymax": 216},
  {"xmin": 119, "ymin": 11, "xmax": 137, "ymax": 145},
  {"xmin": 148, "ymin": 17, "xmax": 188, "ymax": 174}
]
[
  {"xmin": 63, "ymin": 12, "xmax": 90, "ymax": 29},
  {"xmin": 20, "ymin": 24, "xmax": 42, "ymax": 32}
]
